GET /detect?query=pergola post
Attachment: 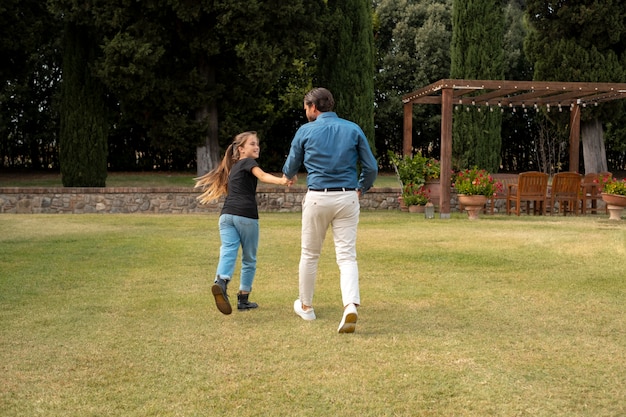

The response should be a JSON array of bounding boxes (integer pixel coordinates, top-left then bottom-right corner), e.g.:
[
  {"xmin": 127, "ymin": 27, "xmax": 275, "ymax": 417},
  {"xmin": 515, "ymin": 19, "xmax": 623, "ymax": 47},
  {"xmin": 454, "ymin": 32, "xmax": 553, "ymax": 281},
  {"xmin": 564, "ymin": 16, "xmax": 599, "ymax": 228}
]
[
  {"xmin": 403, "ymin": 102, "xmax": 413, "ymax": 156},
  {"xmin": 439, "ymin": 86, "xmax": 453, "ymax": 218},
  {"xmin": 569, "ymin": 103, "xmax": 581, "ymax": 172}
]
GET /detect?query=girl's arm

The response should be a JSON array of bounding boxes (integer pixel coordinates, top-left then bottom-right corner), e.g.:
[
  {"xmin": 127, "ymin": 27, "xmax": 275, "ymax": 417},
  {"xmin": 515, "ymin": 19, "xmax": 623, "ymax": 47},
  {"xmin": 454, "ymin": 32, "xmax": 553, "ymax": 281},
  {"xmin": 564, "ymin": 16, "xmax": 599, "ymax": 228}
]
[{"xmin": 251, "ymin": 166, "xmax": 290, "ymax": 186}]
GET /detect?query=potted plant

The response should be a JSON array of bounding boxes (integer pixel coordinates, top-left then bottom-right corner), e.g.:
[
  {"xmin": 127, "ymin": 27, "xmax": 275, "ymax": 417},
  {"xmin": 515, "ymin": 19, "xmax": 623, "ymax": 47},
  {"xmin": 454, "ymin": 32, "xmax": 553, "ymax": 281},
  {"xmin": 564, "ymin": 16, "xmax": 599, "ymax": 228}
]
[
  {"xmin": 453, "ymin": 167, "xmax": 502, "ymax": 220},
  {"xmin": 597, "ymin": 174, "xmax": 626, "ymax": 220},
  {"xmin": 402, "ymin": 183, "xmax": 429, "ymax": 213},
  {"xmin": 389, "ymin": 151, "xmax": 440, "ymax": 209}
]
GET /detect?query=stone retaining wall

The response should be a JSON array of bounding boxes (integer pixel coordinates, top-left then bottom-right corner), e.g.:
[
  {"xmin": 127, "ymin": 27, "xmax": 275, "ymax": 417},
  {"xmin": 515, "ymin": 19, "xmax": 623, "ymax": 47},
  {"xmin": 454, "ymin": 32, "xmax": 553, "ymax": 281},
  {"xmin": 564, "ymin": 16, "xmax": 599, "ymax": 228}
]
[{"xmin": 0, "ymin": 186, "xmax": 403, "ymax": 214}]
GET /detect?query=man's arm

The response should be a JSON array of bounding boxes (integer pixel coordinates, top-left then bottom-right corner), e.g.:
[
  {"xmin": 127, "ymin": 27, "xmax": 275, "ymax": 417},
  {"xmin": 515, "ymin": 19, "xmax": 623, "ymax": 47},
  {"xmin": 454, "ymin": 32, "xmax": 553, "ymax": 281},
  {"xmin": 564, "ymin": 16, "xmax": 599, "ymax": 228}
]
[{"xmin": 357, "ymin": 137, "xmax": 378, "ymax": 193}]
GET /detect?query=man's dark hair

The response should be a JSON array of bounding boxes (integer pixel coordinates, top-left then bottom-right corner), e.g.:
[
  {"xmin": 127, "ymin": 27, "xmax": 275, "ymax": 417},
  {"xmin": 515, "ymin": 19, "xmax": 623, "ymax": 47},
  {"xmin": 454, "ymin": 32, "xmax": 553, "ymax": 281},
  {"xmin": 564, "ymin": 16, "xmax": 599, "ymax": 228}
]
[{"xmin": 304, "ymin": 88, "xmax": 335, "ymax": 112}]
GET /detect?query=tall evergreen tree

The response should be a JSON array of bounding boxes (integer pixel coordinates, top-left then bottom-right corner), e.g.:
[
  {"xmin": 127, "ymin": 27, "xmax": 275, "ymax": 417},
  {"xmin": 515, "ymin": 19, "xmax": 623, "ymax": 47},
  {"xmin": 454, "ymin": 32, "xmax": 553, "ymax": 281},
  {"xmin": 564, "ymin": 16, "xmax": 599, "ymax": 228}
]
[
  {"xmin": 317, "ymin": 0, "xmax": 376, "ymax": 152},
  {"xmin": 59, "ymin": 21, "xmax": 108, "ymax": 187},
  {"xmin": 525, "ymin": 0, "xmax": 626, "ymax": 173},
  {"xmin": 450, "ymin": 0, "xmax": 504, "ymax": 171}
]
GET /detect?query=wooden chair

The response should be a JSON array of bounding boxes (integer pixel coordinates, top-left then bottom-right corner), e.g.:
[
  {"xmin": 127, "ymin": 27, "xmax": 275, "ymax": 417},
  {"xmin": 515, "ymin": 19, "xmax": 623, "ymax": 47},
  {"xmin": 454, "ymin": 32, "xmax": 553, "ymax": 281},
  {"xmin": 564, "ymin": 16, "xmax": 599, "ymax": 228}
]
[
  {"xmin": 506, "ymin": 171, "xmax": 549, "ymax": 216},
  {"xmin": 580, "ymin": 172, "xmax": 611, "ymax": 214},
  {"xmin": 548, "ymin": 172, "xmax": 582, "ymax": 215}
]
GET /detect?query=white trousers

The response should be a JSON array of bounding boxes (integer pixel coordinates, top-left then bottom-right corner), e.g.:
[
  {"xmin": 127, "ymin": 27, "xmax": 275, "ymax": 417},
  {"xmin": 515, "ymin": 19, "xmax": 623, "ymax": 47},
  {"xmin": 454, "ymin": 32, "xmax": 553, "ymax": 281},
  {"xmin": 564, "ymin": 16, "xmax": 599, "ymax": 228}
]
[{"xmin": 299, "ymin": 190, "xmax": 360, "ymax": 308}]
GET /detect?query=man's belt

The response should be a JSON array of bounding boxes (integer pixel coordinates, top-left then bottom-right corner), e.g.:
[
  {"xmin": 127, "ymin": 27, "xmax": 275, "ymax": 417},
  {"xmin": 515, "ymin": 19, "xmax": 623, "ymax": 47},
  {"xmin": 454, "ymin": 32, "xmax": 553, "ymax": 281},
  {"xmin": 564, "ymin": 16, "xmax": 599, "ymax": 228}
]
[{"xmin": 308, "ymin": 187, "xmax": 358, "ymax": 192}]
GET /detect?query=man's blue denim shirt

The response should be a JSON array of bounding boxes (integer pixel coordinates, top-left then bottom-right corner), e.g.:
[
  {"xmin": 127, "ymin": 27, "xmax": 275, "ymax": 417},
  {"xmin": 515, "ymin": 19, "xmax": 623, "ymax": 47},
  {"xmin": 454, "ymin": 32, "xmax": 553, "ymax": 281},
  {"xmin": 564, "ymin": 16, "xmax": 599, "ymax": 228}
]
[{"xmin": 282, "ymin": 112, "xmax": 378, "ymax": 193}]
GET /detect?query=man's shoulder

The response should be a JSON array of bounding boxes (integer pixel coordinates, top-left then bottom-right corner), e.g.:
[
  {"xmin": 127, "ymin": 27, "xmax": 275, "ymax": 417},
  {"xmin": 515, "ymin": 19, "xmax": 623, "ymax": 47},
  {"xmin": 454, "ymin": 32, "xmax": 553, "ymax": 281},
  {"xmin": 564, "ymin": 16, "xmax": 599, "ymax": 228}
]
[
  {"xmin": 296, "ymin": 112, "xmax": 361, "ymax": 135},
  {"xmin": 320, "ymin": 113, "xmax": 359, "ymax": 127}
]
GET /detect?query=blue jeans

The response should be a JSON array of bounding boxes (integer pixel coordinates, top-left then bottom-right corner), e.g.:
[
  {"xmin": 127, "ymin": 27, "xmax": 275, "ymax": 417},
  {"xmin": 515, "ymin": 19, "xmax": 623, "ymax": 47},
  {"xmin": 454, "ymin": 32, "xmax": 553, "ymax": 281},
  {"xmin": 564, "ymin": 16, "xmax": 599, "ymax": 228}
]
[{"xmin": 215, "ymin": 214, "xmax": 259, "ymax": 292}]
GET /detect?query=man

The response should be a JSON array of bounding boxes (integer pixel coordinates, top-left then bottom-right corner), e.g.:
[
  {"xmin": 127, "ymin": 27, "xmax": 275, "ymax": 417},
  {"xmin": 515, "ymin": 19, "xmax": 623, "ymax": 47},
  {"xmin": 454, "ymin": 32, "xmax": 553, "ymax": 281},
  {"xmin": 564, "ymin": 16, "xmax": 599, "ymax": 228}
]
[{"xmin": 282, "ymin": 87, "xmax": 378, "ymax": 333}]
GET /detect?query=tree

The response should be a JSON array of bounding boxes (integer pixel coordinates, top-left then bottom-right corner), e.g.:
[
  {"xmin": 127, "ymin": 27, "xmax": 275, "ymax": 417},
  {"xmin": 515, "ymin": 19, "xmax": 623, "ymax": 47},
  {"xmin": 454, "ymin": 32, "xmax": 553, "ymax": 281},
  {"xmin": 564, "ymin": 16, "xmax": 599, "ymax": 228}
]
[
  {"xmin": 500, "ymin": 0, "xmax": 542, "ymax": 172},
  {"xmin": 525, "ymin": 0, "xmax": 626, "ymax": 173},
  {"xmin": 59, "ymin": 21, "xmax": 108, "ymax": 186},
  {"xmin": 450, "ymin": 0, "xmax": 504, "ymax": 172},
  {"xmin": 317, "ymin": 0, "xmax": 376, "ymax": 153},
  {"xmin": 0, "ymin": 0, "xmax": 61, "ymax": 170},
  {"xmin": 373, "ymin": 0, "xmax": 452, "ymax": 163},
  {"xmin": 45, "ymin": 0, "xmax": 323, "ymax": 176},
  {"xmin": 94, "ymin": 0, "xmax": 323, "ymax": 175}
]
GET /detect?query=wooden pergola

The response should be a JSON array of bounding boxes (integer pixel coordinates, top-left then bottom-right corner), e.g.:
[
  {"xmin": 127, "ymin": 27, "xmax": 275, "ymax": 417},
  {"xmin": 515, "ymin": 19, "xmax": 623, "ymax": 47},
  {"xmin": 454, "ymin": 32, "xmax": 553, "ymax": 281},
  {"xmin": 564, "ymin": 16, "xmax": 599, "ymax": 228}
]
[{"xmin": 402, "ymin": 79, "xmax": 626, "ymax": 218}]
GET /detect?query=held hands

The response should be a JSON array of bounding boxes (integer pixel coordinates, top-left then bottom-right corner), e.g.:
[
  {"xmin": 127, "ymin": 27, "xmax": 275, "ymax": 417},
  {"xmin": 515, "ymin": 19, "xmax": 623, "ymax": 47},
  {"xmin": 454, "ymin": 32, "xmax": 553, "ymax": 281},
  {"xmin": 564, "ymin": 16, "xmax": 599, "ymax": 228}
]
[{"xmin": 282, "ymin": 174, "xmax": 297, "ymax": 187}]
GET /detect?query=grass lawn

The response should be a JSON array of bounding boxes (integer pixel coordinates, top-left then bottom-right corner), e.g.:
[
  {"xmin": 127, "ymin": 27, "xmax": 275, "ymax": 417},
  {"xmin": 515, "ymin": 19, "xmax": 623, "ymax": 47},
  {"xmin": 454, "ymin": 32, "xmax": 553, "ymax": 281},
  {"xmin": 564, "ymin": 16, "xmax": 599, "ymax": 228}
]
[{"xmin": 1, "ymin": 212, "xmax": 625, "ymax": 416}]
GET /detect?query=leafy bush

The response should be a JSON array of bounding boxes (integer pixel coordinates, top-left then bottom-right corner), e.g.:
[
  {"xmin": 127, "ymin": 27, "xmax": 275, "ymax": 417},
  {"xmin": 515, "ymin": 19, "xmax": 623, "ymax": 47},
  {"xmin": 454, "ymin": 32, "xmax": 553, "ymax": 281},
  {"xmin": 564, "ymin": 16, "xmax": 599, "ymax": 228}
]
[{"xmin": 388, "ymin": 151, "xmax": 440, "ymax": 188}]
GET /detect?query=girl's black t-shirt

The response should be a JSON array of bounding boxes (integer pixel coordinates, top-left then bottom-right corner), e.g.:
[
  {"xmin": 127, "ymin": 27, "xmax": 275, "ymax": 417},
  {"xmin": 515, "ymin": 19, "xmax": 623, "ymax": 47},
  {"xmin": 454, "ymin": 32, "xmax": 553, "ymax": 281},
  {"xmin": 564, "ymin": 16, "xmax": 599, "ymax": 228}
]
[{"xmin": 221, "ymin": 158, "xmax": 259, "ymax": 219}]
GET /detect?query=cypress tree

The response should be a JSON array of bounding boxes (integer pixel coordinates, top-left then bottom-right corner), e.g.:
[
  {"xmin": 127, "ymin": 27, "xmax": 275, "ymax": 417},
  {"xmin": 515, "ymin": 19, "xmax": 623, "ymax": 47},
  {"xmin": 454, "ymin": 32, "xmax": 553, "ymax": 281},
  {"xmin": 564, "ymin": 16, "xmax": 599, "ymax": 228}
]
[
  {"xmin": 59, "ymin": 22, "xmax": 108, "ymax": 187},
  {"xmin": 525, "ymin": 0, "xmax": 626, "ymax": 173},
  {"xmin": 317, "ymin": 0, "xmax": 376, "ymax": 153},
  {"xmin": 450, "ymin": 0, "xmax": 504, "ymax": 171}
]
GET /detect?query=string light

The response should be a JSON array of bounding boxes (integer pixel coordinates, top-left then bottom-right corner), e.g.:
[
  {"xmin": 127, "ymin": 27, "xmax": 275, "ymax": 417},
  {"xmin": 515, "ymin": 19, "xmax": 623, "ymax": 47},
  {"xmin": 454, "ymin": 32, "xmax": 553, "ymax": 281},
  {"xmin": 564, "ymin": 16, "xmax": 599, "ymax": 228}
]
[{"xmin": 450, "ymin": 100, "xmax": 586, "ymax": 114}]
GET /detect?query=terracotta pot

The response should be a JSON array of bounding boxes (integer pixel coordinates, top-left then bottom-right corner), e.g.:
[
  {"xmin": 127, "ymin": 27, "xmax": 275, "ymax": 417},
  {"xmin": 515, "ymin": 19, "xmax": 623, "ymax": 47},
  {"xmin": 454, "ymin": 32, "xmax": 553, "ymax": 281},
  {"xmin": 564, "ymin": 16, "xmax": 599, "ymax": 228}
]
[
  {"xmin": 408, "ymin": 204, "xmax": 425, "ymax": 213},
  {"xmin": 458, "ymin": 194, "xmax": 488, "ymax": 220},
  {"xmin": 601, "ymin": 193, "xmax": 626, "ymax": 221},
  {"xmin": 398, "ymin": 196, "xmax": 408, "ymax": 212},
  {"xmin": 424, "ymin": 179, "xmax": 441, "ymax": 207}
]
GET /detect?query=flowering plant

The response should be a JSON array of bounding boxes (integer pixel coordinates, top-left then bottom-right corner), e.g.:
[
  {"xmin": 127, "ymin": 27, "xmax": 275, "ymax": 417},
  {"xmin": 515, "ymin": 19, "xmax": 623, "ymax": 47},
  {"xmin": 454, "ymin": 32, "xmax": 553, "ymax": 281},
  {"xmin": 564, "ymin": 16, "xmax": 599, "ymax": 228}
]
[
  {"xmin": 388, "ymin": 151, "xmax": 440, "ymax": 188},
  {"xmin": 597, "ymin": 174, "xmax": 626, "ymax": 196},
  {"xmin": 402, "ymin": 183, "xmax": 429, "ymax": 206},
  {"xmin": 453, "ymin": 167, "xmax": 502, "ymax": 197}
]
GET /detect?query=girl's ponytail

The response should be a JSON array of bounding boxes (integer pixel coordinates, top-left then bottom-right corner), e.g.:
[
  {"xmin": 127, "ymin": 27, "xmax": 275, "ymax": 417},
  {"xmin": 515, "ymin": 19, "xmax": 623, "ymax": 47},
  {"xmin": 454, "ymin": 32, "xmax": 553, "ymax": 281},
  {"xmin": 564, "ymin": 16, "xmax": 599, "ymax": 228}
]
[{"xmin": 194, "ymin": 132, "xmax": 256, "ymax": 204}]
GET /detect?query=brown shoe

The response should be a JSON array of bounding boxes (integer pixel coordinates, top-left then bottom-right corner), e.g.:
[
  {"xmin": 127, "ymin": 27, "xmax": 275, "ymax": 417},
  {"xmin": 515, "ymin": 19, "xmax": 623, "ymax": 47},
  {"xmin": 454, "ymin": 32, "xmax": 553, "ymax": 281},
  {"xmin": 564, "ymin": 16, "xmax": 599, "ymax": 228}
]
[{"xmin": 211, "ymin": 278, "xmax": 232, "ymax": 315}]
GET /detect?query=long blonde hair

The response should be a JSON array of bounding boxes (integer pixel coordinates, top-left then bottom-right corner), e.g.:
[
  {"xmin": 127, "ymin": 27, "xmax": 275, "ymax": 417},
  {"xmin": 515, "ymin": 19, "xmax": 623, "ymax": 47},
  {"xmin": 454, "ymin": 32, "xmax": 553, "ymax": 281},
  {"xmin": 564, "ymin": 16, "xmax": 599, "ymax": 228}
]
[{"xmin": 194, "ymin": 131, "xmax": 257, "ymax": 204}]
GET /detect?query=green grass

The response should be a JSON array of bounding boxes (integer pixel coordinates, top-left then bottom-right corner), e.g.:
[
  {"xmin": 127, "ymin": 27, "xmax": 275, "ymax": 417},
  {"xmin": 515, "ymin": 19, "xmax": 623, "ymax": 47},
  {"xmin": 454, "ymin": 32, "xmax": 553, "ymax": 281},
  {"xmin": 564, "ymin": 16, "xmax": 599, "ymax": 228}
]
[
  {"xmin": 0, "ymin": 171, "xmax": 401, "ymax": 188},
  {"xmin": 1, "ymin": 212, "xmax": 625, "ymax": 416}
]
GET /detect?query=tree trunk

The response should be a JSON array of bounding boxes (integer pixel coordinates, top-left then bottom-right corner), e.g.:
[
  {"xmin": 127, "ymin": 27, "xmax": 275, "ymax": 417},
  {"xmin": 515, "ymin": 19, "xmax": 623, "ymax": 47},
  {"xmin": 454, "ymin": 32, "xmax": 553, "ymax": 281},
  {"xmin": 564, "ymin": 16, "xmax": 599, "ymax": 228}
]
[
  {"xmin": 196, "ymin": 100, "xmax": 219, "ymax": 176},
  {"xmin": 60, "ymin": 22, "xmax": 108, "ymax": 187},
  {"xmin": 195, "ymin": 62, "xmax": 220, "ymax": 176},
  {"xmin": 581, "ymin": 118, "xmax": 608, "ymax": 174}
]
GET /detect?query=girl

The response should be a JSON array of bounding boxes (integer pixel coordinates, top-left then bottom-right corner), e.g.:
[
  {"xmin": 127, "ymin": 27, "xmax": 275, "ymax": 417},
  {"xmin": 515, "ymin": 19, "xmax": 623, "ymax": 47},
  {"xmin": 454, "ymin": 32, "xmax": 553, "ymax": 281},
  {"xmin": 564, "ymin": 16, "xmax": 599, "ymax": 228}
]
[{"xmin": 195, "ymin": 131, "xmax": 291, "ymax": 314}]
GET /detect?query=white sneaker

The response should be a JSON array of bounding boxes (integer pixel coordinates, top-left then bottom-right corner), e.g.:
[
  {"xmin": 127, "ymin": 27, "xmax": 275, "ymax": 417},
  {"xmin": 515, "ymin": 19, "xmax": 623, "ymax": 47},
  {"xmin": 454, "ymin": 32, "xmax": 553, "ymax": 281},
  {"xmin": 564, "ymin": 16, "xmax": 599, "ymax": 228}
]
[
  {"xmin": 337, "ymin": 304, "xmax": 358, "ymax": 333},
  {"xmin": 293, "ymin": 299, "xmax": 316, "ymax": 321}
]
